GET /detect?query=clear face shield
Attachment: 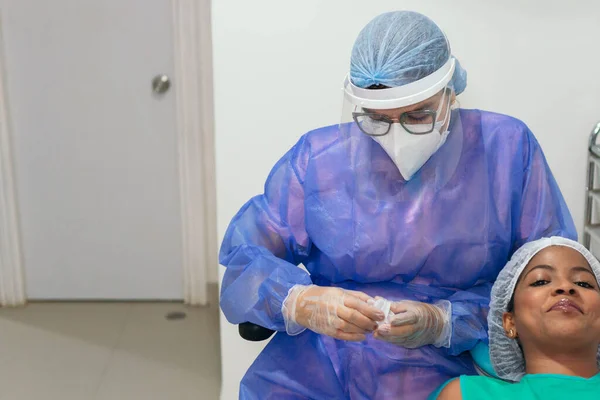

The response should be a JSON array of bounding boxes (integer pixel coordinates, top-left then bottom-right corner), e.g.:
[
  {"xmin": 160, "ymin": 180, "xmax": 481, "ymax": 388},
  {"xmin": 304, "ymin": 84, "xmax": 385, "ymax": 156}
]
[{"xmin": 340, "ymin": 58, "xmax": 457, "ymax": 181}]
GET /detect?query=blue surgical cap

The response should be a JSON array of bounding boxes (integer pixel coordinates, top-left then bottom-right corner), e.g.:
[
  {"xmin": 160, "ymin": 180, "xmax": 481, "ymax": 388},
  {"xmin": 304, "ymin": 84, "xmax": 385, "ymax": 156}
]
[{"xmin": 350, "ymin": 11, "xmax": 467, "ymax": 95}]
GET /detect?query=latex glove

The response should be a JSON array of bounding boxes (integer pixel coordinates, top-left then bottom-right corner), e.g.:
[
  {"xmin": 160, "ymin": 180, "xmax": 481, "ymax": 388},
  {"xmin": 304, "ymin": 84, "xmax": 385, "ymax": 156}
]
[
  {"xmin": 282, "ymin": 284, "xmax": 385, "ymax": 341},
  {"xmin": 373, "ymin": 299, "xmax": 452, "ymax": 348}
]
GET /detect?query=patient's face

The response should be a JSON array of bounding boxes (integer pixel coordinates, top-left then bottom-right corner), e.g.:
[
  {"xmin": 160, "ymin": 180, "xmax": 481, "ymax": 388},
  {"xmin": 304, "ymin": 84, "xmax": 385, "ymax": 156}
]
[{"xmin": 506, "ymin": 246, "xmax": 600, "ymax": 350}]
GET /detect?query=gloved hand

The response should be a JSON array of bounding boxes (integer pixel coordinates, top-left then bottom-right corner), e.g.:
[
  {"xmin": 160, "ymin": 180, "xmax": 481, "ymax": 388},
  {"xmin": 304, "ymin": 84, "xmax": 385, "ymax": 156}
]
[
  {"xmin": 282, "ymin": 285, "xmax": 385, "ymax": 341},
  {"xmin": 373, "ymin": 299, "xmax": 452, "ymax": 348}
]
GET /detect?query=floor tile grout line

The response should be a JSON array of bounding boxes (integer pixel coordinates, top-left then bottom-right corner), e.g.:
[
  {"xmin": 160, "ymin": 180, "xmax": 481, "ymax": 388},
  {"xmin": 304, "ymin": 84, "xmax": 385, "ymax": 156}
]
[{"xmin": 92, "ymin": 303, "xmax": 134, "ymax": 399}]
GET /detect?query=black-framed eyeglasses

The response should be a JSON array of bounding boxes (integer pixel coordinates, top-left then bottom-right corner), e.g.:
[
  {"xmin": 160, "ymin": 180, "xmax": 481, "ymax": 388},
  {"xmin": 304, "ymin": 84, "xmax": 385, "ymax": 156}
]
[{"xmin": 352, "ymin": 109, "xmax": 438, "ymax": 136}]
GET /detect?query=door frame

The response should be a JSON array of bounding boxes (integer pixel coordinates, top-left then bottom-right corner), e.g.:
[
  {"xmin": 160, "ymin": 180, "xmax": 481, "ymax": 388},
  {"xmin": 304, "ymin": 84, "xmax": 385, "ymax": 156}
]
[
  {"xmin": 172, "ymin": 0, "xmax": 218, "ymax": 305},
  {"xmin": 0, "ymin": 0, "xmax": 217, "ymax": 306},
  {"xmin": 0, "ymin": 13, "xmax": 26, "ymax": 306}
]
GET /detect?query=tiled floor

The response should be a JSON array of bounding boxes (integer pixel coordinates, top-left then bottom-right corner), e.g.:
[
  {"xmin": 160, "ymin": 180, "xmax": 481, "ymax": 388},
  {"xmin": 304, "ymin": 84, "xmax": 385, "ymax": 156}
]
[{"xmin": 0, "ymin": 295, "xmax": 221, "ymax": 400}]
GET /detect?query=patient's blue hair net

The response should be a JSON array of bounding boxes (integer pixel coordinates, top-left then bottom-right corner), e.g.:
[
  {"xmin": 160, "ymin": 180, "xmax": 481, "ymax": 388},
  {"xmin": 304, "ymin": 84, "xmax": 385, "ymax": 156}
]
[{"xmin": 350, "ymin": 11, "xmax": 467, "ymax": 95}]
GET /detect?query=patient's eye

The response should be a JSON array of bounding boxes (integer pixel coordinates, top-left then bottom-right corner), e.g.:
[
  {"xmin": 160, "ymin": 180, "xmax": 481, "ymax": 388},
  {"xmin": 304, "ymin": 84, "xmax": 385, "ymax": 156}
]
[
  {"xmin": 576, "ymin": 281, "xmax": 595, "ymax": 289},
  {"xmin": 530, "ymin": 280, "xmax": 549, "ymax": 287}
]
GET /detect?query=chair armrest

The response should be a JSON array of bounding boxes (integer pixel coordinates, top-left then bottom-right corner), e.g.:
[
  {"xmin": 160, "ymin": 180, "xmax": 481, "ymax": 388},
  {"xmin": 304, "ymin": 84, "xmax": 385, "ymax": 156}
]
[{"xmin": 238, "ymin": 322, "xmax": 276, "ymax": 341}]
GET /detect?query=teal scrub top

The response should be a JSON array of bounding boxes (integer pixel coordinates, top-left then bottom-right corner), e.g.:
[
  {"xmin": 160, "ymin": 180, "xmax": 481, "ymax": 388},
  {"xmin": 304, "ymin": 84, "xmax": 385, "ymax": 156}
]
[{"xmin": 432, "ymin": 373, "xmax": 600, "ymax": 399}]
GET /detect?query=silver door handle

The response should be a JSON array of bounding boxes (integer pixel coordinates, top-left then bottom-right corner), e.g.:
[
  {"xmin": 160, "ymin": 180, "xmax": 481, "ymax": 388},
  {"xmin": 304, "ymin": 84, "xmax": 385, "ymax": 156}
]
[{"xmin": 152, "ymin": 74, "xmax": 171, "ymax": 94}]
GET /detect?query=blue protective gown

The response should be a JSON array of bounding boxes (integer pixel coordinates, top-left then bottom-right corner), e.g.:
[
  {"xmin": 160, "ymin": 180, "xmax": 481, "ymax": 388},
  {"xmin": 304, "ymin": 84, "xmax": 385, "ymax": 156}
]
[{"xmin": 220, "ymin": 109, "xmax": 577, "ymax": 399}]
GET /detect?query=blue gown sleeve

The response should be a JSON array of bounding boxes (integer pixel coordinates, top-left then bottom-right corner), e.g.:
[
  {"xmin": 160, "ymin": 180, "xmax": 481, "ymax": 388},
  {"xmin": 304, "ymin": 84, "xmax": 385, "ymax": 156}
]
[
  {"xmin": 446, "ymin": 128, "xmax": 577, "ymax": 356},
  {"xmin": 219, "ymin": 137, "xmax": 313, "ymax": 331},
  {"xmin": 512, "ymin": 130, "xmax": 577, "ymax": 247}
]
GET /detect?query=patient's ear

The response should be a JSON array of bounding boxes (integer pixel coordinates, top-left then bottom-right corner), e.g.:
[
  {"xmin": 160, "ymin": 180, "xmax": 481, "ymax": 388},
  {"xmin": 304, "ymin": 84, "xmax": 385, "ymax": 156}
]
[{"xmin": 502, "ymin": 312, "xmax": 517, "ymax": 338}]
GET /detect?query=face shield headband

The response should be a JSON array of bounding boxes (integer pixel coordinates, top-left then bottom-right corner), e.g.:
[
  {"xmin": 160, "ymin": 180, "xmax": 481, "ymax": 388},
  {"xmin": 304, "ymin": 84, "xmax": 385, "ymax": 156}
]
[{"xmin": 343, "ymin": 58, "xmax": 456, "ymax": 110}]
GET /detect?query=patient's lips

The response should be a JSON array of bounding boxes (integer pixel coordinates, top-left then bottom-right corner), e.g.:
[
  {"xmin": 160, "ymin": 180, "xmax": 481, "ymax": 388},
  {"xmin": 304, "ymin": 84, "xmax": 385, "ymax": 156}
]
[{"xmin": 548, "ymin": 298, "xmax": 583, "ymax": 314}]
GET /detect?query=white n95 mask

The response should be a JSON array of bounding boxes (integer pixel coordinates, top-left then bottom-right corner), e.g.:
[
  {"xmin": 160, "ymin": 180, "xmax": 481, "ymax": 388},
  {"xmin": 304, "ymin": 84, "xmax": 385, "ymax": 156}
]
[{"xmin": 372, "ymin": 101, "xmax": 451, "ymax": 181}]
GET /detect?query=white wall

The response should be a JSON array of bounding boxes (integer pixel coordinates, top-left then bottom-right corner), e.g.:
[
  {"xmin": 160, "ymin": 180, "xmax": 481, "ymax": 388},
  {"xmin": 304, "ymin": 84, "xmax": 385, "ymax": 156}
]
[{"xmin": 213, "ymin": 1, "xmax": 600, "ymax": 398}]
